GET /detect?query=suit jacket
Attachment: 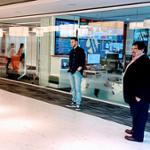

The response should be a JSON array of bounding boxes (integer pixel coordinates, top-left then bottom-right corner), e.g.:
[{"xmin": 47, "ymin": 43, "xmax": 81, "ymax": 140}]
[{"xmin": 123, "ymin": 54, "xmax": 150, "ymax": 104}]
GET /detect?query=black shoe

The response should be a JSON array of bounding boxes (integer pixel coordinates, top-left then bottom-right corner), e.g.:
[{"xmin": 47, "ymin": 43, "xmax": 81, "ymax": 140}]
[
  {"xmin": 125, "ymin": 129, "xmax": 133, "ymax": 135},
  {"xmin": 124, "ymin": 135, "xmax": 143, "ymax": 142}
]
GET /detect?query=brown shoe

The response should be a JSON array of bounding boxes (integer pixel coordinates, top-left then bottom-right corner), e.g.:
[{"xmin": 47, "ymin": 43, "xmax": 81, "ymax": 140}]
[
  {"xmin": 125, "ymin": 129, "xmax": 133, "ymax": 135},
  {"xmin": 124, "ymin": 135, "xmax": 143, "ymax": 142}
]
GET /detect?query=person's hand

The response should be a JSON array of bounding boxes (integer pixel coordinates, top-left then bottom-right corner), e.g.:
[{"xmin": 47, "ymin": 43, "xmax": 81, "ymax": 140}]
[
  {"xmin": 135, "ymin": 96, "xmax": 141, "ymax": 102},
  {"xmin": 77, "ymin": 66, "xmax": 82, "ymax": 71}
]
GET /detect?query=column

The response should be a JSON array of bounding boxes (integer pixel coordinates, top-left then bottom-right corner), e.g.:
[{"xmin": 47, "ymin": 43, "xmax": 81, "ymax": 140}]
[{"xmin": 39, "ymin": 17, "xmax": 50, "ymax": 86}]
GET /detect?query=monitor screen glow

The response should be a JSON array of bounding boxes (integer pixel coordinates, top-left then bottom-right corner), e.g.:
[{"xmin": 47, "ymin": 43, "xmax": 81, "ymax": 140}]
[{"xmin": 87, "ymin": 54, "xmax": 100, "ymax": 64}]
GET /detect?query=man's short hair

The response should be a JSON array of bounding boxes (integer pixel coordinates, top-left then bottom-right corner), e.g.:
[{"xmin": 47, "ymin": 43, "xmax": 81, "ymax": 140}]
[
  {"xmin": 71, "ymin": 37, "xmax": 78, "ymax": 42},
  {"xmin": 132, "ymin": 41, "xmax": 147, "ymax": 54}
]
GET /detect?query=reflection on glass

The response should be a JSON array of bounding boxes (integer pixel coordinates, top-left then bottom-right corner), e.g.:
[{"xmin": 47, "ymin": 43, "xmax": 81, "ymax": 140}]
[{"xmin": 0, "ymin": 5, "xmax": 150, "ymax": 106}]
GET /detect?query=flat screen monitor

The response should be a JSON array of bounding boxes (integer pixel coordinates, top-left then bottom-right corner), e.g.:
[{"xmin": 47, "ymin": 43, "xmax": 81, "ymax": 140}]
[
  {"xmin": 55, "ymin": 18, "xmax": 78, "ymax": 37},
  {"xmin": 55, "ymin": 37, "xmax": 71, "ymax": 55},
  {"xmin": 134, "ymin": 29, "xmax": 149, "ymax": 41},
  {"xmin": 55, "ymin": 18, "xmax": 78, "ymax": 55},
  {"xmin": 87, "ymin": 54, "xmax": 100, "ymax": 64}
]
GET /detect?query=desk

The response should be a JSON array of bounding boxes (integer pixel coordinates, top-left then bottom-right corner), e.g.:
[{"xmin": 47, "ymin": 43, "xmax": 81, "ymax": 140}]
[
  {"xmin": 84, "ymin": 70, "xmax": 101, "ymax": 75},
  {"xmin": 82, "ymin": 70, "xmax": 122, "ymax": 96}
]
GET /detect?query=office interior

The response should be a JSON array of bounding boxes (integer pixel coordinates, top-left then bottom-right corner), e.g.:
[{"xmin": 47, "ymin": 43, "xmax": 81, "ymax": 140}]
[{"xmin": 0, "ymin": 5, "xmax": 150, "ymax": 106}]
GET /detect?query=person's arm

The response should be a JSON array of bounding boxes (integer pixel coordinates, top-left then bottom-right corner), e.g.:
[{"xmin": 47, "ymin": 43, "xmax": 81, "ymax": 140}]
[
  {"xmin": 134, "ymin": 56, "xmax": 150, "ymax": 101},
  {"xmin": 68, "ymin": 50, "xmax": 72, "ymax": 71},
  {"xmin": 77, "ymin": 49, "xmax": 85, "ymax": 71}
]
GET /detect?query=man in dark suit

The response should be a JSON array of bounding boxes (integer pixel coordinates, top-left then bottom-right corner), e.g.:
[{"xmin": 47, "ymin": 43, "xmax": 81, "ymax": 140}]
[{"xmin": 123, "ymin": 41, "xmax": 150, "ymax": 142}]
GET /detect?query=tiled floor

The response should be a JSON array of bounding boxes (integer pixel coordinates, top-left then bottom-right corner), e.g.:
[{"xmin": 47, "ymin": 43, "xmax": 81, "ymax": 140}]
[{"xmin": 0, "ymin": 89, "xmax": 150, "ymax": 150}]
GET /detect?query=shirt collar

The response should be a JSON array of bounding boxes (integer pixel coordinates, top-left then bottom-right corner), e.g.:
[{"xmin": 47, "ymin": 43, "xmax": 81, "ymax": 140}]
[
  {"xmin": 74, "ymin": 45, "xmax": 78, "ymax": 50},
  {"xmin": 123, "ymin": 52, "xmax": 144, "ymax": 76}
]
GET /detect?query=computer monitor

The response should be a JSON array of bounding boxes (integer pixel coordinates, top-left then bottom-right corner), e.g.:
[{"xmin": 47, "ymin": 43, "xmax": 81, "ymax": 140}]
[
  {"xmin": 55, "ymin": 18, "xmax": 78, "ymax": 55},
  {"xmin": 87, "ymin": 54, "xmax": 100, "ymax": 64}
]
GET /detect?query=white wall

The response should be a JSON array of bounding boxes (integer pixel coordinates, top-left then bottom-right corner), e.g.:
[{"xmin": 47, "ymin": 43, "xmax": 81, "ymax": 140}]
[{"xmin": 26, "ymin": 32, "xmax": 37, "ymax": 66}]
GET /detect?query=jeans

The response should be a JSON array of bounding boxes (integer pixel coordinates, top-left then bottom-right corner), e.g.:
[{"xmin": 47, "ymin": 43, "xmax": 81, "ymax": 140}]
[{"xmin": 69, "ymin": 71, "xmax": 82, "ymax": 106}]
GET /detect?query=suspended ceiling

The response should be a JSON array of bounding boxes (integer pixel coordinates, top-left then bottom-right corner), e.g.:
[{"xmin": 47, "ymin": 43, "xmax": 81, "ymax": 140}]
[
  {"xmin": 74, "ymin": 6, "xmax": 150, "ymax": 22},
  {"xmin": 0, "ymin": 5, "xmax": 150, "ymax": 27},
  {"xmin": 0, "ymin": 0, "xmax": 149, "ymax": 20}
]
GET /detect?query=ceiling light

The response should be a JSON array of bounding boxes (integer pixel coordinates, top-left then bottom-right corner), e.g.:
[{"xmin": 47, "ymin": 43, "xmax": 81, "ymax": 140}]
[
  {"xmin": 144, "ymin": 19, "xmax": 150, "ymax": 28},
  {"xmin": 32, "ymin": 27, "xmax": 44, "ymax": 37},
  {"xmin": 9, "ymin": 27, "xmax": 29, "ymax": 37},
  {"xmin": 129, "ymin": 22, "xmax": 144, "ymax": 29}
]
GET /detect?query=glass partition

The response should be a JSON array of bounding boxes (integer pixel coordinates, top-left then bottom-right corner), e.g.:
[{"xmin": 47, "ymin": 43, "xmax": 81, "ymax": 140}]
[
  {"xmin": 0, "ymin": 25, "xmax": 40, "ymax": 84},
  {"xmin": 0, "ymin": 5, "xmax": 150, "ymax": 106}
]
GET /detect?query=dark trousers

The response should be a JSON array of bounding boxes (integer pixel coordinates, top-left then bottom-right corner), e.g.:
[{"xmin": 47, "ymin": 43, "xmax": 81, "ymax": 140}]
[{"xmin": 130, "ymin": 100, "xmax": 149, "ymax": 141}]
